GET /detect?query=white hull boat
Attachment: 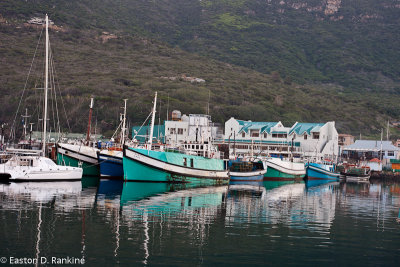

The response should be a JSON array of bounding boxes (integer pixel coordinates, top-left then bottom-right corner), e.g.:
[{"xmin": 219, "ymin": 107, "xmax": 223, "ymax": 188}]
[{"xmin": 0, "ymin": 154, "xmax": 82, "ymax": 181}]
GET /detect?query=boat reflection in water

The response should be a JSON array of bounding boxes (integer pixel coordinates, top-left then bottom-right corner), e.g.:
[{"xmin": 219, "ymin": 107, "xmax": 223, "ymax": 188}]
[
  {"xmin": 0, "ymin": 178, "xmax": 97, "ymax": 209},
  {"xmin": 0, "ymin": 174, "xmax": 399, "ymax": 265},
  {"xmin": 121, "ymin": 182, "xmax": 227, "ymax": 211},
  {"xmin": 305, "ymin": 179, "xmax": 339, "ymax": 190},
  {"xmin": 120, "ymin": 182, "xmax": 228, "ymax": 264},
  {"xmin": 262, "ymin": 180, "xmax": 338, "ymax": 231}
]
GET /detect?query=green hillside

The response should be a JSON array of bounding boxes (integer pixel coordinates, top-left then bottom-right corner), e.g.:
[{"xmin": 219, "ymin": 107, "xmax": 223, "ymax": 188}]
[{"xmin": 1, "ymin": 0, "xmax": 400, "ymax": 140}]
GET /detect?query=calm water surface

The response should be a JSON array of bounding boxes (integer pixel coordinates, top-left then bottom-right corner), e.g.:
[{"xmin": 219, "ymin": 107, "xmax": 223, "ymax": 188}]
[{"xmin": 1, "ymin": 178, "xmax": 400, "ymax": 266}]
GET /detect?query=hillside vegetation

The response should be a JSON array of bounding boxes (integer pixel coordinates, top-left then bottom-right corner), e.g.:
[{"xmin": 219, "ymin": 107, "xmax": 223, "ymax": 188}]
[{"xmin": 1, "ymin": 0, "xmax": 400, "ymax": 139}]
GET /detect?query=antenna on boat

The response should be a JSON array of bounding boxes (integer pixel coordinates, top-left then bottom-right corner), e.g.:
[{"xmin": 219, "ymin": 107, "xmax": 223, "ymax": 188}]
[
  {"xmin": 42, "ymin": 14, "xmax": 49, "ymax": 156},
  {"xmin": 86, "ymin": 97, "xmax": 94, "ymax": 144},
  {"xmin": 121, "ymin": 99, "xmax": 128, "ymax": 145},
  {"xmin": 147, "ymin": 92, "xmax": 157, "ymax": 150},
  {"xmin": 21, "ymin": 108, "xmax": 31, "ymax": 140},
  {"xmin": 158, "ymin": 98, "xmax": 161, "ymax": 142},
  {"xmin": 380, "ymin": 128, "xmax": 383, "ymax": 163},
  {"xmin": 387, "ymin": 120, "xmax": 390, "ymax": 141},
  {"xmin": 166, "ymin": 93, "xmax": 169, "ymax": 121}
]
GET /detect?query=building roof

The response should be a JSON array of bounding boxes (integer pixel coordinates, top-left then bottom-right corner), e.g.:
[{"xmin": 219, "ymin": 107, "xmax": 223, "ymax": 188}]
[
  {"xmin": 238, "ymin": 121, "xmax": 278, "ymax": 134},
  {"xmin": 289, "ymin": 123, "xmax": 324, "ymax": 135},
  {"xmin": 236, "ymin": 119, "xmax": 248, "ymax": 126},
  {"xmin": 343, "ymin": 140, "xmax": 400, "ymax": 152}
]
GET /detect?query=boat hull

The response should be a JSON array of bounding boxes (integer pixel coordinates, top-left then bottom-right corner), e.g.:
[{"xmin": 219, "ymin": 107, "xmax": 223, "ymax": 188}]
[
  {"xmin": 0, "ymin": 165, "xmax": 82, "ymax": 181},
  {"xmin": 57, "ymin": 144, "xmax": 99, "ymax": 176},
  {"xmin": 123, "ymin": 147, "xmax": 229, "ymax": 184},
  {"xmin": 263, "ymin": 159, "xmax": 305, "ymax": 181},
  {"xmin": 306, "ymin": 163, "xmax": 340, "ymax": 180},
  {"xmin": 264, "ymin": 166, "xmax": 305, "ymax": 181},
  {"xmin": 98, "ymin": 152, "xmax": 123, "ymax": 178},
  {"xmin": 229, "ymin": 170, "xmax": 266, "ymax": 182}
]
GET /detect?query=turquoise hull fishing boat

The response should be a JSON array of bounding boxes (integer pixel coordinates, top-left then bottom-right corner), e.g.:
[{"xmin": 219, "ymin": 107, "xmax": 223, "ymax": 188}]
[
  {"xmin": 305, "ymin": 162, "xmax": 340, "ymax": 181},
  {"xmin": 123, "ymin": 146, "xmax": 229, "ymax": 184}
]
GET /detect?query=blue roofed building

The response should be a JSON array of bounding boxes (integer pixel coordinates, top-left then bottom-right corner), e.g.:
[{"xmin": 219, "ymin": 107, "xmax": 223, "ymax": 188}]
[{"xmin": 223, "ymin": 118, "xmax": 338, "ymax": 160}]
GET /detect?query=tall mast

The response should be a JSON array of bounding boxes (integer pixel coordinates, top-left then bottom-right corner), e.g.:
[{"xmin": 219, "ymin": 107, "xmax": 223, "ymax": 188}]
[
  {"xmin": 22, "ymin": 108, "xmax": 30, "ymax": 139},
  {"xmin": 147, "ymin": 92, "xmax": 157, "ymax": 150},
  {"xmin": 380, "ymin": 129, "xmax": 383, "ymax": 163},
  {"xmin": 86, "ymin": 97, "xmax": 94, "ymax": 143},
  {"xmin": 121, "ymin": 99, "xmax": 128, "ymax": 144},
  {"xmin": 42, "ymin": 14, "xmax": 49, "ymax": 155}
]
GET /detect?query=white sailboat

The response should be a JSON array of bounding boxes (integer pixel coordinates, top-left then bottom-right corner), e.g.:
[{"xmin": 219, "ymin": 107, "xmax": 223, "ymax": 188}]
[{"xmin": 0, "ymin": 15, "xmax": 83, "ymax": 181}]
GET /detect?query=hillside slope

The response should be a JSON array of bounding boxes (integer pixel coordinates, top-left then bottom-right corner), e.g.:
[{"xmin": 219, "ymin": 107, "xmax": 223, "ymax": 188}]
[{"xmin": 0, "ymin": 1, "xmax": 400, "ymax": 139}]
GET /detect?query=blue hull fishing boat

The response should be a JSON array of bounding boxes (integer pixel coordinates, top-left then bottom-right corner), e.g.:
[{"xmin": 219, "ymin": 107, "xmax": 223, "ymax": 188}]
[
  {"xmin": 98, "ymin": 150, "xmax": 123, "ymax": 178},
  {"xmin": 305, "ymin": 162, "xmax": 340, "ymax": 180},
  {"xmin": 98, "ymin": 99, "xmax": 129, "ymax": 179},
  {"xmin": 229, "ymin": 161, "xmax": 266, "ymax": 182}
]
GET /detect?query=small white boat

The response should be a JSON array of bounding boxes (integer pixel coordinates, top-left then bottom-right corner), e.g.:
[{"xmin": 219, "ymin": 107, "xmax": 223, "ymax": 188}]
[{"xmin": 0, "ymin": 153, "xmax": 82, "ymax": 181}]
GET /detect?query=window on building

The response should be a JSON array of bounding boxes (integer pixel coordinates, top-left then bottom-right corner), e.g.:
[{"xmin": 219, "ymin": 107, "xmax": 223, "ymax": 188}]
[
  {"xmin": 170, "ymin": 128, "xmax": 176, "ymax": 134},
  {"xmin": 183, "ymin": 158, "xmax": 187, "ymax": 167},
  {"xmin": 242, "ymin": 132, "xmax": 245, "ymax": 138},
  {"xmin": 272, "ymin": 133, "xmax": 287, "ymax": 138},
  {"xmin": 250, "ymin": 130, "xmax": 259, "ymax": 137},
  {"xmin": 190, "ymin": 159, "xmax": 194, "ymax": 168},
  {"xmin": 312, "ymin": 133, "xmax": 319, "ymax": 139},
  {"xmin": 388, "ymin": 151, "xmax": 394, "ymax": 157},
  {"xmin": 304, "ymin": 134, "xmax": 307, "ymax": 140},
  {"xmin": 264, "ymin": 133, "xmax": 267, "ymax": 138},
  {"xmin": 178, "ymin": 128, "xmax": 183, "ymax": 135}
]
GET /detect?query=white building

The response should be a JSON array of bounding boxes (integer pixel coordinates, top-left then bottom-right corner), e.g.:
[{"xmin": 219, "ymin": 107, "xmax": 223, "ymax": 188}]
[
  {"xmin": 164, "ymin": 112, "xmax": 220, "ymax": 146},
  {"xmin": 222, "ymin": 117, "xmax": 338, "ymax": 161}
]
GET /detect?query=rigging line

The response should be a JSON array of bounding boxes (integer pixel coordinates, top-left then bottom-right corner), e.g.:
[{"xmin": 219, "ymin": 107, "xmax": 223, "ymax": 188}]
[
  {"xmin": 49, "ymin": 52, "xmax": 57, "ymax": 137},
  {"xmin": 52, "ymin": 54, "xmax": 71, "ymax": 133},
  {"xmin": 10, "ymin": 27, "xmax": 44, "ymax": 140},
  {"xmin": 132, "ymin": 112, "xmax": 153, "ymax": 140},
  {"xmin": 49, "ymin": 44, "xmax": 61, "ymax": 140},
  {"xmin": 111, "ymin": 120, "xmax": 123, "ymax": 140},
  {"xmin": 49, "ymin": 50, "xmax": 61, "ymax": 138}
]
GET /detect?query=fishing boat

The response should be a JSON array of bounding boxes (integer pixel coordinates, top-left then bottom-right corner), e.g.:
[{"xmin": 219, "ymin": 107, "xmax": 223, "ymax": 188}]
[
  {"xmin": 228, "ymin": 160, "xmax": 266, "ymax": 182},
  {"xmin": 56, "ymin": 98, "xmax": 100, "ymax": 176},
  {"xmin": 123, "ymin": 92, "xmax": 229, "ymax": 184},
  {"xmin": 336, "ymin": 163, "xmax": 371, "ymax": 181},
  {"xmin": 57, "ymin": 142, "xmax": 99, "ymax": 176},
  {"xmin": 97, "ymin": 100, "xmax": 128, "ymax": 179},
  {"xmin": 98, "ymin": 147, "xmax": 123, "ymax": 178},
  {"xmin": 0, "ymin": 15, "xmax": 83, "ymax": 181},
  {"xmin": 305, "ymin": 162, "xmax": 340, "ymax": 181},
  {"xmin": 262, "ymin": 157, "xmax": 305, "ymax": 181}
]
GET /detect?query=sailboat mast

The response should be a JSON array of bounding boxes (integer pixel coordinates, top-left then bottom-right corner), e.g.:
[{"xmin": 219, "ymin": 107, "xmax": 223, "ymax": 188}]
[
  {"xmin": 121, "ymin": 99, "xmax": 128, "ymax": 144},
  {"xmin": 86, "ymin": 97, "xmax": 94, "ymax": 143},
  {"xmin": 147, "ymin": 92, "xmax": 157, "ymax": 150},
  {"xmin": 42, "ymin": 14, "xmax": 49, "ymax": 155}
]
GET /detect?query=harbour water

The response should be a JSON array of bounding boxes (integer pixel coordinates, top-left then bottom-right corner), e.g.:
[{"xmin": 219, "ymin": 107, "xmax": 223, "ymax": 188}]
[{"xmin": 1, "ymin": 178, "xmax": 400, "ymax": 266}]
